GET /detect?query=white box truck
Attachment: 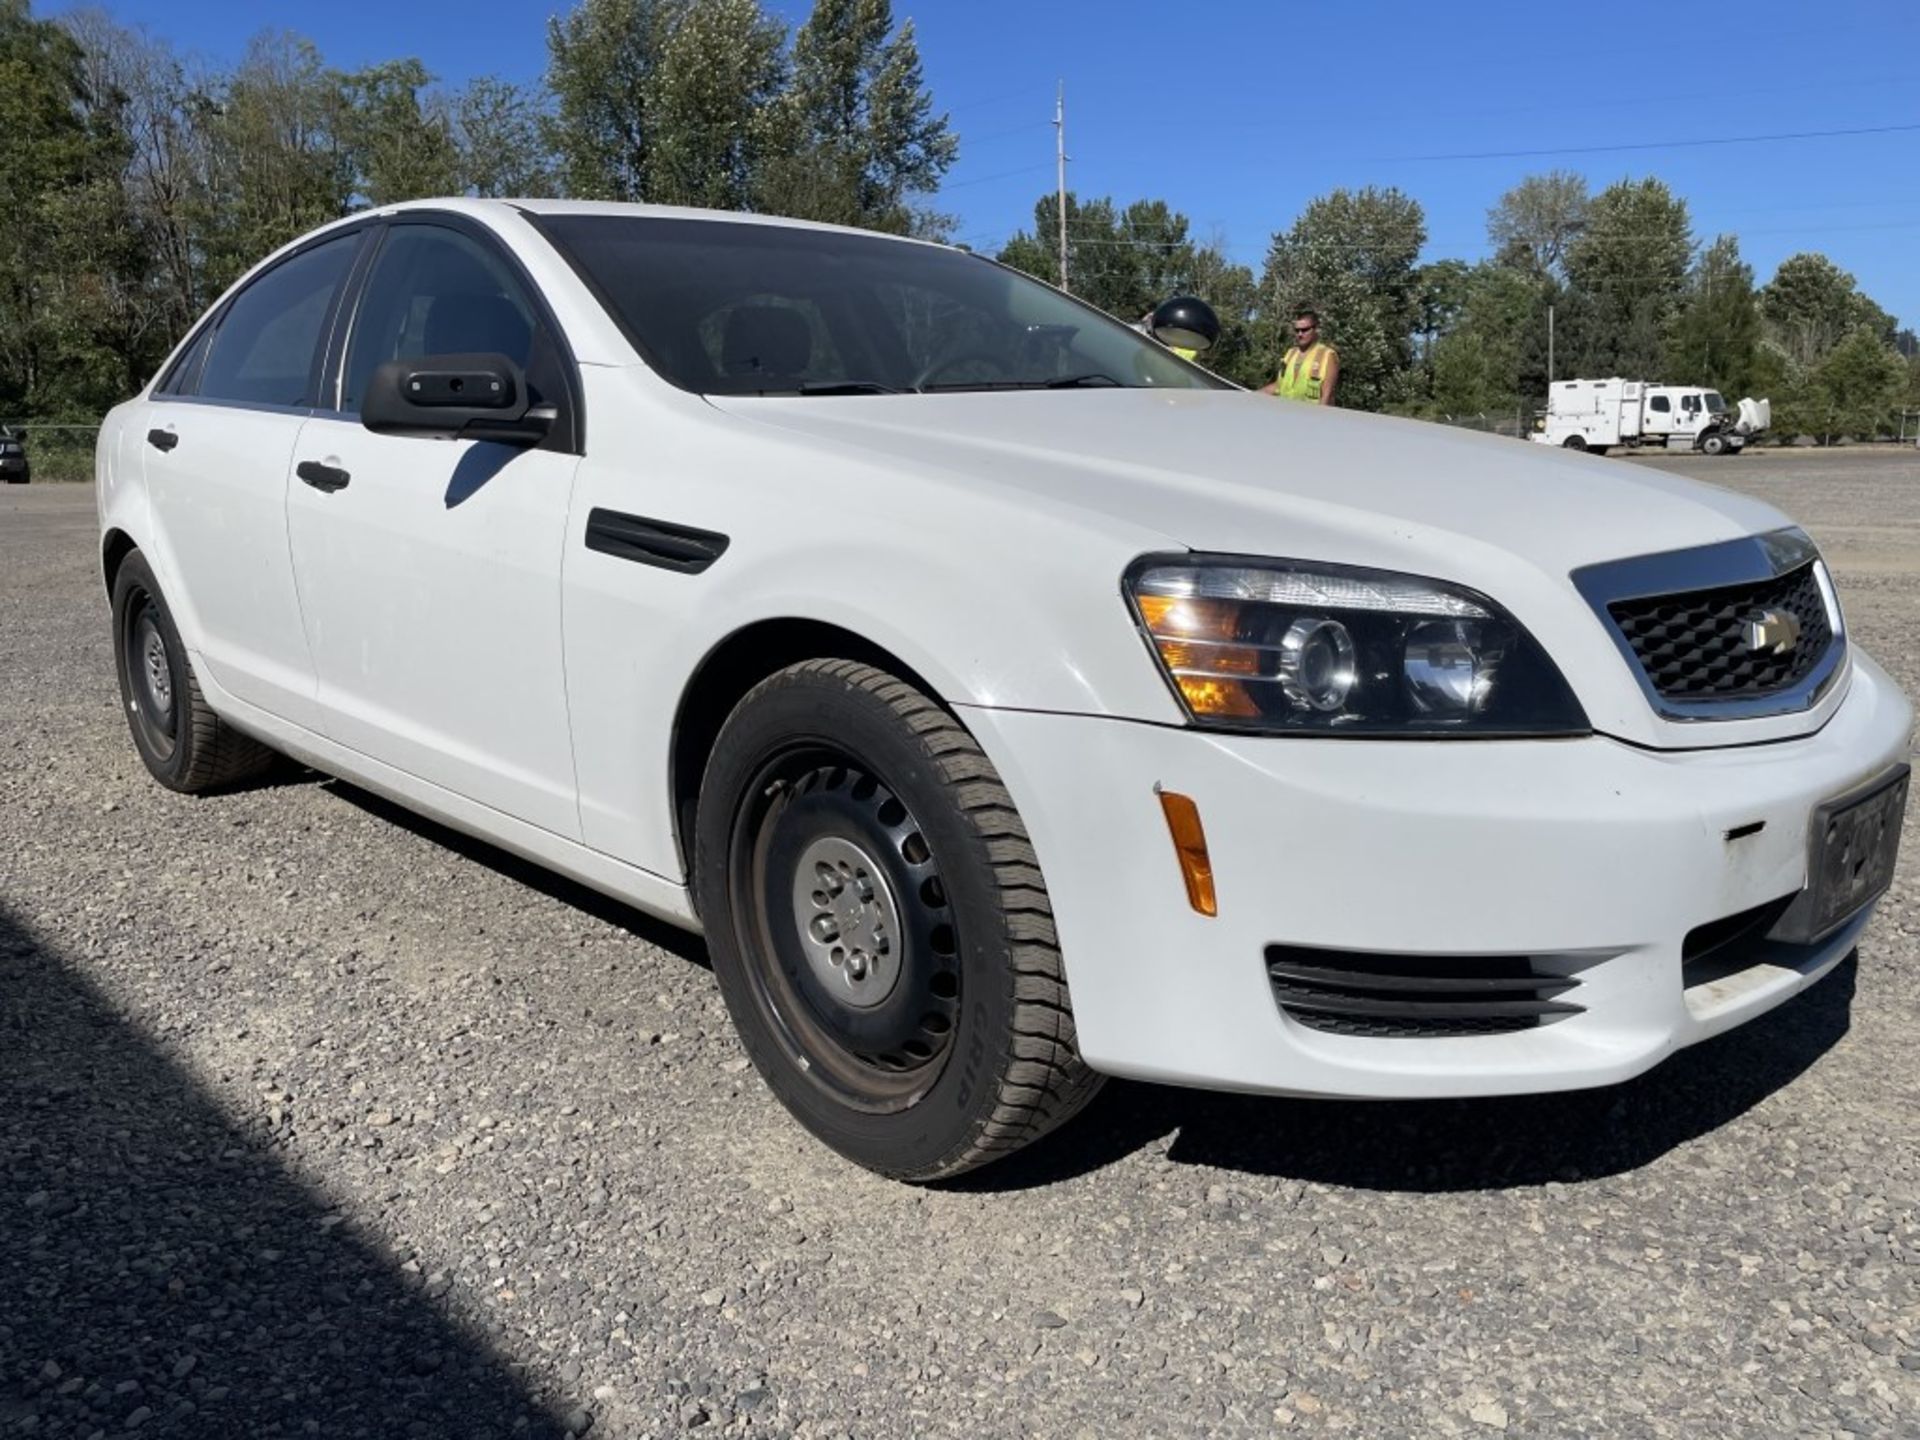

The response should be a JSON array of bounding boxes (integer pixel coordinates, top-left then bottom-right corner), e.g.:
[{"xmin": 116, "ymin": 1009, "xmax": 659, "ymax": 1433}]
[{"xmin": 1532, "ymin": 378, "xmax": 1770, "ymax": 456}]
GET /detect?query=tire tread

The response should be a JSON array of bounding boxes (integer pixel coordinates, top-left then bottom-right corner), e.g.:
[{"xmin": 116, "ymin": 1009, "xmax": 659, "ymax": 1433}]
[{"xmin": 742, "ymin": 658, "xmax": 1103, "ymax": 1180}]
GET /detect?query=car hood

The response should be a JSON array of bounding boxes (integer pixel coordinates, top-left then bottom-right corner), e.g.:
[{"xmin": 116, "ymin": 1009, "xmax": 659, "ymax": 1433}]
[
  {"xmin": 710, "ymin": 388, "xmax": 1843, "ymax": 750},
  {"xmin": 708, "ymin": 388, "xmax": 1787, "ymax": 574}
]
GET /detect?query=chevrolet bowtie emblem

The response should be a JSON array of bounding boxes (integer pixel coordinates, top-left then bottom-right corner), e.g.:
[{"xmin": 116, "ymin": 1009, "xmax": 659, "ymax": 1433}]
[{"xmin": 1744, "ymin": 608, "xmax": 1802, "ymax": 656}]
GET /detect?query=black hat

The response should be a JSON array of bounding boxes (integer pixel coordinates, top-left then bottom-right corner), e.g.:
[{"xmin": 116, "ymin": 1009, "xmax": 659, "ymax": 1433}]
[{"xmin": 1149, "ymin": 296, "xmax": 1221, "ymax": 353}]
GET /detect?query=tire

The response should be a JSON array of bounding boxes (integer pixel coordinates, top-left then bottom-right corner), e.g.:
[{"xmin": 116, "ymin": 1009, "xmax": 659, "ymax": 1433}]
[
  {"xmin": 694, "ymin": 659, "xmax": 1102, "ymax": 1180},
  {"xmin": 1700, "ymin": 433, "xmax": 1728, "ymax": 456},
  {"xmin": 111, "ymin": 550, "xmax": 275, "ymax": 793},
  {"xmin": 1561, "ymin": 435, "xmax": 1587, "ymax": 451}
]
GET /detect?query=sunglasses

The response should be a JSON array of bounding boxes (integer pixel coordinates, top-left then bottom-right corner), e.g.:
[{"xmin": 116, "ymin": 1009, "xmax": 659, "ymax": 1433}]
[{"xmin": 1293, "ymin": 324, "xmax": 1316, "ymax": 334}]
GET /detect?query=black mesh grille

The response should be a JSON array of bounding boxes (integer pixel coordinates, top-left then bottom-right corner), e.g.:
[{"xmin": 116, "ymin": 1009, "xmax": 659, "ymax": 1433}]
[
  {"xmin": 1607, "ymin": 562, "xmax": 1831, "ymax": 700},
  {"xmin": 1265, "ymin": 947, "xmax": 1583, "ymax": 1038}
]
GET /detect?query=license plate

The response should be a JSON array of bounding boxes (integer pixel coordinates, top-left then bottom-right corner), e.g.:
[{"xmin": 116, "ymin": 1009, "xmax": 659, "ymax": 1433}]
[{"xmin": 1773, "ymin": 766, "xmax": 1909, "ymax": 944}]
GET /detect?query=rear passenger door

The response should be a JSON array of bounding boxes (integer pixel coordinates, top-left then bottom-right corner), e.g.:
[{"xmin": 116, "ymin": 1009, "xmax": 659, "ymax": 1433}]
[
  {"xmin": 142, "ymin": 230, "xmax": 364, "ymax": 732},
  {"xmin": 285, "ymin": 218, "xmax": 585, "ymax": 839}
]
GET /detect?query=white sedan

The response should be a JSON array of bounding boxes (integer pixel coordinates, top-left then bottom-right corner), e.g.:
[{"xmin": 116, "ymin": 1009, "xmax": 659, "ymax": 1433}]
[{"xmin": 96, "ymin": 199, "xmax": 1912, "ymax": 1179}]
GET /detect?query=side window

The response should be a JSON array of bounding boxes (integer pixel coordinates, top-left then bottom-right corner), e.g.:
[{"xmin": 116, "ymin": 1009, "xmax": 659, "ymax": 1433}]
[
  {"xmin": 197, "ymin": 234, "xmax": 360, "ymax": 407},
  {"xmin": 157, "ymin": 322, "xmax": 215, "ymax": 396},
  {"xmin": 1649, "ymin": 395, "xmax": 1671, "ymax": 413},
  {"xmin": 341, "ymin": 225, "xmax": 555, "ymax": 416}
]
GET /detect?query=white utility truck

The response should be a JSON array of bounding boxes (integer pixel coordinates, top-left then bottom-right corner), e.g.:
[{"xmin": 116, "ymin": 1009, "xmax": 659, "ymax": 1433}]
[{"xmin": 1533, "ymin": 378, "xmax": 1770, "ymax": 456}]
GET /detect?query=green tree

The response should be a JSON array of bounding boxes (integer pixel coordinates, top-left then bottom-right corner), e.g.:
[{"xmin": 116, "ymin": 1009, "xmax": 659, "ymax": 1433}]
[
  {"xmin": 757, "ymin": 0, "xmax": 956, "ymax": 234},
  {"xmin": 997, "ymin": 194, "xmax": 1262, "ymax": 386},
  {"xmin": 1664, "ymin": 235, "xmax": 1761, "ymax": 398},
  {"xmin": 1761, "ymin": 252, "xmax": 1889, "ymax": 370},
  {"xmin": 1487, "ymin": 170, "xmax": 1588, "ymax": 278},
  {"xmin": 1258, "ymin": 186, "xmax": 1426, "ymax": 411},
  {"xmin": 1424, "ymin": 263, "xmax": 1546, "ymax": 418},
  {"xmin": 1560, "ymin": 177, "xmax": 1692, "ymax": 380},
  {"xmin": 545, "ymin": 0, "xmax": 678, "ymax": 201},
  {"xmin": 1783, "ymin": 328, "xmax": 1908, "ymax": 444},
  {"xmin": 190, "ymin": 33, "xmax": 352, "ymax": 297},
  {"xmin": 451, "ymin": 77, "xmax": 555, "ymax": 197},
  {"xmin": 648, "ymin": 0, "xmax": 786, "ymax": 209},
  {"xmin": 0, "ymin": 0, "xmax": 131, "ymax": 416},
  {"xmin": 336, "ymin": 59, "xmax": 462, "ymax": 206}
]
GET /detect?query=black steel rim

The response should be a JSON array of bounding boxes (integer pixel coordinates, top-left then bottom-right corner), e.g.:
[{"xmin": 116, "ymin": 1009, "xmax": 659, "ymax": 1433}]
[
  {"xmin": 730, "ymin": 743, "xmax": 961, "ymax": 1114},
  {"xmin": 123, "ymin": 588, "xmax": 179, "ymax": 761}
]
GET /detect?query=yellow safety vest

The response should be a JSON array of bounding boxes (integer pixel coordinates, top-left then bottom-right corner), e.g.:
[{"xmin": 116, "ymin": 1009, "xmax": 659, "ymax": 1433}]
[
  {"xmin": 1275, "ymin": 343, "xmax": 1334, "ymax": 402},
  {"xmin": 1169, "ymin": 344, "xmax": 1198, "ymax": 362}
]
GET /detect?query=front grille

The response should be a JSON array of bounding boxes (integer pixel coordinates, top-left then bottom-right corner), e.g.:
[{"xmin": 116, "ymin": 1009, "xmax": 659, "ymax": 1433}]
[
  {"xmin": 1607, "ymin": 562, "xmax": 1831, "ymax": 700},
  {"xmin": 1265, "ymin": 946, "xmax": 1584, "ymax": 1038}
]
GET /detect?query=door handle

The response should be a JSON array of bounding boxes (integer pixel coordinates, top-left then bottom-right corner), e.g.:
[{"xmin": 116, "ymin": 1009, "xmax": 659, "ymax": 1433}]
[
  {"xmin": 146, "ymin": 428, "xmax": 178, "ymax": 452},
  {"xmin": 296, "ymin": 460, "xmax": 350, "ymax": 493}
]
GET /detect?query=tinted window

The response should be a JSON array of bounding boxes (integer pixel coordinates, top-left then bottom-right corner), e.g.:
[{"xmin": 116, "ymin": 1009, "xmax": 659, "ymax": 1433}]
[
  {"xmin": 537, "ymin": 215, "xmax": 1222, "ymax": 396},
  {"xmin": 341, "ymin": 224, "xmax": 550, "ymax": 414},
  {"xmin": 198, "ymin": 235, "xmax": 359, "ymax": 406},
  {"xmin": 1649, "ymin": 395, "xmax": 1671, "ymax": 413},
  {"xmin": 157, "ymin": 322, "xmax": 215, "ymax": 396}
]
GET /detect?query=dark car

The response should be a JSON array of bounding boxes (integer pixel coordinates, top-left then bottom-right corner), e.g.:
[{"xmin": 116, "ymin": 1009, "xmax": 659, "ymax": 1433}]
[{"xmin": 0, "ymin": 429, "xmax": 28, "ymax": 483}]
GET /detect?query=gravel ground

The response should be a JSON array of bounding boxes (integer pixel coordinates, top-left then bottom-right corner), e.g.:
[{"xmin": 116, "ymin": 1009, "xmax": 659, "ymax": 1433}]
[{"xmin": 4, "ymin": 453, "xmax": 1918, "ymax": 1439}]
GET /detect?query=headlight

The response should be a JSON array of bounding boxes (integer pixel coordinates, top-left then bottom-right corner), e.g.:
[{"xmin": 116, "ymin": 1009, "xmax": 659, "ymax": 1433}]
[{"xmin": 1124, "ymin": 555, "xmax": 1588, "ymax": 736}]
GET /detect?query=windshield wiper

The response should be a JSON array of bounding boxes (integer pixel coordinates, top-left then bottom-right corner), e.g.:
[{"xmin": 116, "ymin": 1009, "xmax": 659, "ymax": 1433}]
[
  {"xmin": 920, "ymin": 374, "xmax": 1132, "ymax": 393},
  {"xmin": 1041, "ymin": 372, "xmax": 1125, "ymax": 389},
  {"xmin": 795, "ymin": 380, "xmax": 904, "ymax": 396}
]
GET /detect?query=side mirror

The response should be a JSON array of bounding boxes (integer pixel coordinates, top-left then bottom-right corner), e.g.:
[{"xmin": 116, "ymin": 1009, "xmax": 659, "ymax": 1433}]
[{"xmin": 361, "ymin": 352, "xmax": 554, "ymax": 446}]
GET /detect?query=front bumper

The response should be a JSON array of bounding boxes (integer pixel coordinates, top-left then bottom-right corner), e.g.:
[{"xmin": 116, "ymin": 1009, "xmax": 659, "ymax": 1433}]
[{"xmin": 961, "ymin": 651, "xmax": 1912, "ymax": 1099}]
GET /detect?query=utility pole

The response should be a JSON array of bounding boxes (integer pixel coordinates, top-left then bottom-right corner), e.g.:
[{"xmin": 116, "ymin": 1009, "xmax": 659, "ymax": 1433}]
[
  {"xmin": 1054, "ymin": 81, "xmax": 1069, "ymax": 292},
  {"xmin": 1547, "ymin": 303, "xmax": 1555, "ymax": 385}
]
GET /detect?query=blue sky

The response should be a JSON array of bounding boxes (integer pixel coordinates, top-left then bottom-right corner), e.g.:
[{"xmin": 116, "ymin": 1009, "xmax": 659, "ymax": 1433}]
[{"xmin": 56, "ymin": 0, "xmax": 1920, "ymax": 328}]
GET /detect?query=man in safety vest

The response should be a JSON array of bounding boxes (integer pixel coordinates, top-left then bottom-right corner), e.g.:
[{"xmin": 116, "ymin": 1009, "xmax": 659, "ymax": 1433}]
[{"xmin": 1262, "ymin": 307, "xmax": 1339, "ymax": 405}]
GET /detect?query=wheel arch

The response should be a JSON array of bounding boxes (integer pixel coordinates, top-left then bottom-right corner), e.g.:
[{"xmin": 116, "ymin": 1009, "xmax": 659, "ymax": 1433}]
[
  {"xmin": 102, "ymin": 527, "xmax": 139, "ymax": 597},
  {"xmin": 668, "ymin": 617, "xmax": 951, "ymax": 885}
]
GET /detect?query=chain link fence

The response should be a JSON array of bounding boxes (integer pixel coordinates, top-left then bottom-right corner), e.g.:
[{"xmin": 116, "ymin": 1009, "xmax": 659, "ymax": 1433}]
[{"xmin": 0, "ymin": 423, "xmax": 101, "ymax": 482}]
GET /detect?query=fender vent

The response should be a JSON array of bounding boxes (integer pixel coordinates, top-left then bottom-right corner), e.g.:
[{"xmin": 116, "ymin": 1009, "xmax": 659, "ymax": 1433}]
[{"xmin": 1264, "ymin": 946, "xmax": 1584, "ymax": 1038}]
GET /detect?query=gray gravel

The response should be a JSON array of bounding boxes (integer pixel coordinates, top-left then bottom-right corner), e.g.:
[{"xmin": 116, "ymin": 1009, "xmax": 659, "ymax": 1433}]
[{"xmin": 4, "ymin": 453, "xmax": 1919, "ymax": 1439}]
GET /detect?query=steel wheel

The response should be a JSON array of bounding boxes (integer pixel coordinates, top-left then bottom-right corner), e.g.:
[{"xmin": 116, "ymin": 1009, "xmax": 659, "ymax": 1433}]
[
  {"xmin": 732, "ymin": 750, "xmax": 962, "ymax": 1112},
  {"xmin": 122, "ymin": 585, "xmax": 181, "ymax": 762}
]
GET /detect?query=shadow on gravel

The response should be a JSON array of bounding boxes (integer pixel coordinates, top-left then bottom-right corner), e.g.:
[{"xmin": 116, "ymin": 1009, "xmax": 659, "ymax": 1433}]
[
  {"xmin": 0, "ymin": 903, "xmax": 568, "ymax": 1439},
  {"xmin": 959, "ymin": 954, "xmax": 1859, "ymax": 1194},
  {"xmin": 326, "ymin": 781, "xmax": 711, "ymax": 968}
]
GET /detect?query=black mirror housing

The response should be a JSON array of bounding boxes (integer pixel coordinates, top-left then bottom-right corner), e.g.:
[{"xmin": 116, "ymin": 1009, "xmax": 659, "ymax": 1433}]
[{"xmin": 361, "ymin": 353, "xmax": 553, "ymax": 446}]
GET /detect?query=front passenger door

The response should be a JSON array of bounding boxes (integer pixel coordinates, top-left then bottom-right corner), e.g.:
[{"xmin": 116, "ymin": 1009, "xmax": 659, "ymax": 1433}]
[{"xmin": 285, "ymin": 220, "xmax": 584, "ymax": 840}]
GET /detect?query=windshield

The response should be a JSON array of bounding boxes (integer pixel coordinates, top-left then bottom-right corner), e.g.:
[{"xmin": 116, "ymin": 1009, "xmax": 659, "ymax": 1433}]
[
  {"xmin": 533, "ymin": 215, "xmax": 1224, "ymax": 397},
  {"xmin": 1704, "ymin": 391, "xmax": 1726, "ymax": 413}
]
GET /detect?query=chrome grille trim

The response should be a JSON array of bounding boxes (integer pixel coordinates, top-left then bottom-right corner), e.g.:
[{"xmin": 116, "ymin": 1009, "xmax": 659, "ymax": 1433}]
[{"xmin": 1571, "ymin": 528, "xmax": 1848, "ymax": 722}]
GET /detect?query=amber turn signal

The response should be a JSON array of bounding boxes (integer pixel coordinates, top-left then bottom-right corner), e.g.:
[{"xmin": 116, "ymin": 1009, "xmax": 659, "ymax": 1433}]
[
  {"xmin": 1135, "ymin": 593, "xmax": 1261, "ymax": 718},
  {"xmin": 1156, "ymin": 788, "xmax": 1217, "ymax": 917}
]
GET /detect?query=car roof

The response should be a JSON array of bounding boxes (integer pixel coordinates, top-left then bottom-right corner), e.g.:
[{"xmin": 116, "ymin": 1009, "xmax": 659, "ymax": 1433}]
[{"xmin": 370, "ymin": 196, "xmax": 955, "ymax": 252}]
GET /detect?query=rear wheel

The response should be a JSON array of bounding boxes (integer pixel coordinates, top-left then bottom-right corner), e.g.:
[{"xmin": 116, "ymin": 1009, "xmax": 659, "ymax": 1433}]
[
  {"xmin": 1562, "ymin": 435, "xmax": 1587, "ymax": 451},
  {"xmin": 694, "ymin": 659, "xmax": 1101, "ymax": 1180},
  {"xmin": 111, "ymin": 550, "xmax": 275, "ymax": 792}
]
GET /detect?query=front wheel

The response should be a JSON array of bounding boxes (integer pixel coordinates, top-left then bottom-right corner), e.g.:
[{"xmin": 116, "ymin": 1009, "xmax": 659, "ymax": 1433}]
[
  {"xmin": 694, "ymin": 659, "xmax": 1101, "ymax": 1180},
  {"xmin": 111, "ymin": 550, "xmax": 275, "ymax": 792},
  {"xmin": 1700, "ymin": 433, "xmax": 1728, "ymax": 456}
]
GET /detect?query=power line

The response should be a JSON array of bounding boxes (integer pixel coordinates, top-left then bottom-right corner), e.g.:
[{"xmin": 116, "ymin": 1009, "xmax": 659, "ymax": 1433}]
[
  {"xmin": 939, "ymin": 160, "xmax": 1053, "ymax": 191},
  {"xmin": 1379, "ymin": 120, "xmax": 1920, "ymax": 163}
]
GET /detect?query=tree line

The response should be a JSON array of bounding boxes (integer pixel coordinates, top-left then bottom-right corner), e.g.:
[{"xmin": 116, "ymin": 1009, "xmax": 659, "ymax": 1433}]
[
  {"xmin": 0, "ymin": 0, "xmax": 953, "ymax": 422},
  {"xmin": 3, "ymin": 0, "xmax": 1914, "ymax": 442},
  {"xmin": 996, "ymin": 173, "xmax": 1919, "ymax": 441}
]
